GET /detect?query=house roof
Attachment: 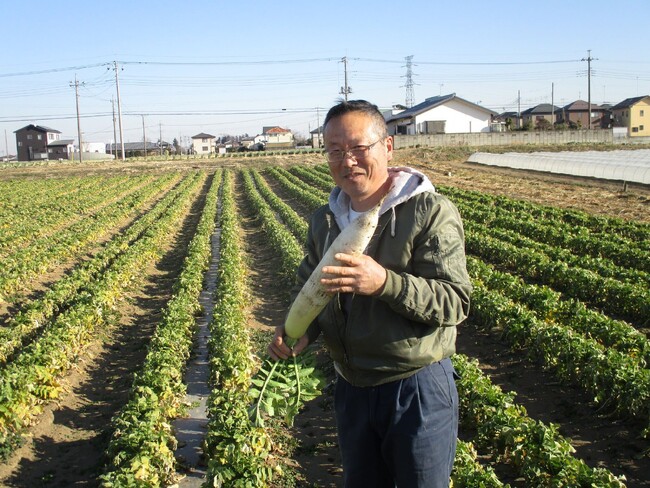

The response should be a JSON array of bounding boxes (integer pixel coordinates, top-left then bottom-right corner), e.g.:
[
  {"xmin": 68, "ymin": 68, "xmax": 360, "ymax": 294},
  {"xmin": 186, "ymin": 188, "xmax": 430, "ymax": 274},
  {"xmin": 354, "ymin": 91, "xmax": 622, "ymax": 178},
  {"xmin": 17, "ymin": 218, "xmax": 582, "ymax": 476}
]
[
  {"xmin": 611, "ymin": 95, "xmax": 650, "ymax": 110},
  {"xmin": 14, "ymin": 124, "xmax": 61, "ymax": 134},
  {"xmin": 521, "ymin": 103, "xmax": 561, "ymax": 115},
  {"xmin": 264, "ymin": 126, "xmax": 291, "ymax": 134},
  {"xmin": 48, "ymin": 139, "xmax": 74, "ymax": 146},
  {"xmin": 562, "ymin": 100, "xmax": 605, "ymax": 111},
  {"xmin": 106, "ymin": 142, "xmax": 163, "ymax": 151},
  {"xmin": 386, "ymin": 94, "xmax": 497, "ymax": 122},
  {"xmin": 191, "ymin": 132, "xmax": 215, "ymax": 139}
]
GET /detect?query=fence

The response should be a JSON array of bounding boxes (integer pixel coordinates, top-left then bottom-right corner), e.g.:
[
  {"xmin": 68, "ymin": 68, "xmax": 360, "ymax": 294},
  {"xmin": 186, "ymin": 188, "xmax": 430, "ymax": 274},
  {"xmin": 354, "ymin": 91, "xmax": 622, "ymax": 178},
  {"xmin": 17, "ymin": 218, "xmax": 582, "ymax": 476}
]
[{"xmin": 393, "ymin": 129, "xmax": 615, "ymax": 149}]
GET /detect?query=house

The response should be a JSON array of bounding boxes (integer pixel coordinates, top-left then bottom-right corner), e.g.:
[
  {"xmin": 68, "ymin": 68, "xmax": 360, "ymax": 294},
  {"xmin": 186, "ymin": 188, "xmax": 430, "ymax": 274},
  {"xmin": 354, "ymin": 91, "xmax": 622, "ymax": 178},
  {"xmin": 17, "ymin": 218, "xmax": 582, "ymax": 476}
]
[
  {"xmin": 106, "ymin": 141, "xmax": 168, "ymax": 158},
  {"xmin": 610, "ymin": 95, "xmax": 650, "ymax": 137},
  {"xmin": 385, "ymin": 94, "xmax": 497, "ymax": 135},
  {"xmin": 556, "ymin": 100, "xmax": 610, "ymax": 129},
  {"xmin": 494, "ymin": 111, "xmax": 521, "ymax": 130},
  {"xmin": 47, "ymin": 139, "xmax": 75, "ymax": 160},
  {"xmin": 191, "ymin": 132, "xmax": 216, "ymax": 155},
  {"xmin": 520, "ymin": 104, "xmax": 562, "ymax": 129},
  {"xmin": 14, "ymin": 124, "xmax": 62, "ymax": 161},
  {"xmin": 310, "ymin": 127, "xmax": 323, "ymax": 148},
  {"xmin": 258, "ymin": 126, "xmax": 295, "ymax": 149}
]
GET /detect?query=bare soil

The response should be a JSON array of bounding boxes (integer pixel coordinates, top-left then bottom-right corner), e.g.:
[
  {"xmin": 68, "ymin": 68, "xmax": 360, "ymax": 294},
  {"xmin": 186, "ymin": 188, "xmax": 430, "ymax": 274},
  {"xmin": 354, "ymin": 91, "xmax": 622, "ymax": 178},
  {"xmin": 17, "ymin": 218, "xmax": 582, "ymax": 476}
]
[{"xmin": 0, "ymin": 149, "xmax": 647, "ymax": 487}]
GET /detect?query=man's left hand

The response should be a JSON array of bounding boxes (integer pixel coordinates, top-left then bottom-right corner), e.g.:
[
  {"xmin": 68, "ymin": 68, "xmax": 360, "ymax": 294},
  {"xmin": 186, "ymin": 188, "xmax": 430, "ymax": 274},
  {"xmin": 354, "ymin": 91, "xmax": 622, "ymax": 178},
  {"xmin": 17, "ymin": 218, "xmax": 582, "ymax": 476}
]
[{"xmin": 320, "ymin": 252, "xmax": 387, "ymax": 296}]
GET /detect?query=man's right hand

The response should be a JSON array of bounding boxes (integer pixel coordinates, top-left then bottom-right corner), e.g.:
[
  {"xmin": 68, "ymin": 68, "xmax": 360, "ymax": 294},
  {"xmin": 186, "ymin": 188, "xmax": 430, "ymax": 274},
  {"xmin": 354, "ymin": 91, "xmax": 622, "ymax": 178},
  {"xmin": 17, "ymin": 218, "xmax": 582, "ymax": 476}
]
[{"xmin": 268, "ymin": 325, "xmax": 310, "ymax": 360}]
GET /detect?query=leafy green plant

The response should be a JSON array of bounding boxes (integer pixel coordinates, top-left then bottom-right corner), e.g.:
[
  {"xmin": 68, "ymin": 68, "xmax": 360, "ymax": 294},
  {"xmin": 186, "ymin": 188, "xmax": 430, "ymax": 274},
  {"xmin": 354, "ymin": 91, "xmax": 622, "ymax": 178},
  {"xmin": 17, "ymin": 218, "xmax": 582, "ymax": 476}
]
[{"xmin": 249, "ymin": 346, "xmax": 324, "ymax": 427}]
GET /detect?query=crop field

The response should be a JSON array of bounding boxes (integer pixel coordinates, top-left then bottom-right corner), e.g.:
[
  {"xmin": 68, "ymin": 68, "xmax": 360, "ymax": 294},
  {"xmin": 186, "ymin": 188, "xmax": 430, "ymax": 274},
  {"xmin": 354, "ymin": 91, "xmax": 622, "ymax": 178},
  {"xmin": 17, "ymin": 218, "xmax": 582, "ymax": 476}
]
[{"xmin": 0, "ymin": 148, "xmax": 648, "ymax": 487}]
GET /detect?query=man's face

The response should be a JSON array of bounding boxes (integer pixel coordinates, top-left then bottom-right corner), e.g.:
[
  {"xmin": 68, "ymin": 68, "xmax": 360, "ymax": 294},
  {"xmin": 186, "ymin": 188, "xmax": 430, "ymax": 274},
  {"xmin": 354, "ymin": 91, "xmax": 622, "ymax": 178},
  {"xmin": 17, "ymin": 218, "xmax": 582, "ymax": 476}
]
[{"xmin": 323, "ymin": 112, "xmax": 392, "ymax": 209}]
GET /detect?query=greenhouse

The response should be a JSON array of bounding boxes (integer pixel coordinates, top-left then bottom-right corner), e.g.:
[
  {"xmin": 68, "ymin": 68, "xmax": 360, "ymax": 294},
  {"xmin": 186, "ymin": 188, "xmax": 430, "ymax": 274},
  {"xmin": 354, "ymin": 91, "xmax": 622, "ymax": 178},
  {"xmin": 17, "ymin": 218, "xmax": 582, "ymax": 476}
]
[{"xmin": 467, "ymin": 149, "xmax": 650, "ymax": 184}]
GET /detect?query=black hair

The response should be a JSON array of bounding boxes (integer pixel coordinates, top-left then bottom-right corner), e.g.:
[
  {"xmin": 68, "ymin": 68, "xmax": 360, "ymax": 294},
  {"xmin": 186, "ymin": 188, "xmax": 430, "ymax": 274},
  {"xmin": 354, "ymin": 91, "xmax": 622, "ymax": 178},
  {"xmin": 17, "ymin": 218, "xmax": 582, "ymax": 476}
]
[{"xmin": 322, "ymin": 99, "xmax": 388, "ymax": 138}]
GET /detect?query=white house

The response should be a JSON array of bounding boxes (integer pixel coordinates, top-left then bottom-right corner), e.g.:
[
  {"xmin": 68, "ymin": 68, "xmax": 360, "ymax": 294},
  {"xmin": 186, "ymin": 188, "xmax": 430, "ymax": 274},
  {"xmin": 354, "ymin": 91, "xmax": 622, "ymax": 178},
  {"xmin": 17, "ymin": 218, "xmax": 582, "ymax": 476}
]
[
  {"xmin": 257, "ymin": 126, "xmax": 294, "ymax": 149},
  {"xmin": 191, "ymin": 132, "xmax": 216, "ymax": 155},
  {"xmin": 385, "ymin": 94, "xmax": 497, "ymax": 135}
]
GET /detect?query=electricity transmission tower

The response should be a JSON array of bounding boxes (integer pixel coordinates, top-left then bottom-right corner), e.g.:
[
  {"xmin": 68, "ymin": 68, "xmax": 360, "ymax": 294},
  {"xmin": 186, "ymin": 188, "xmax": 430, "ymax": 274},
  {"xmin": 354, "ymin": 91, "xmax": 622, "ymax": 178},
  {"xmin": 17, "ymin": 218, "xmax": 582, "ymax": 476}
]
[
  {"xmin": 339, "ymin": 57, "xmax": 352, "ymax": 100},
  {"xmin": 402, "ymin": 55, "xmax": 417, "ymax": 108}
]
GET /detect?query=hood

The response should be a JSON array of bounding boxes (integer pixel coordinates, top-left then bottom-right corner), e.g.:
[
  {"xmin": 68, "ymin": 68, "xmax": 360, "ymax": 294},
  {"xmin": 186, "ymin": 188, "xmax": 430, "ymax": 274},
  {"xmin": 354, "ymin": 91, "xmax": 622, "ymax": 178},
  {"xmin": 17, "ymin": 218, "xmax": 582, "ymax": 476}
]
[{"xmin": 329, "ymin": 166, "xmax": 436, "ymax": 230}]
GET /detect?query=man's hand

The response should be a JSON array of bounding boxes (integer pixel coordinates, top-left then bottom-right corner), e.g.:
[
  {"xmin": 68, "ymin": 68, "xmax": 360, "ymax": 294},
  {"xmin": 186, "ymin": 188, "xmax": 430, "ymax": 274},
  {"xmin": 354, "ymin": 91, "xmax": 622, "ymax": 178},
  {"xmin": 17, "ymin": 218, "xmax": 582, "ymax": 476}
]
[
  {"xmin": 320, "ymin": 252, "xmax": 387, "ymax": 296},
  {"xmin": 268, "ymin": 325, "xmax": 310, "ymax": 360}
]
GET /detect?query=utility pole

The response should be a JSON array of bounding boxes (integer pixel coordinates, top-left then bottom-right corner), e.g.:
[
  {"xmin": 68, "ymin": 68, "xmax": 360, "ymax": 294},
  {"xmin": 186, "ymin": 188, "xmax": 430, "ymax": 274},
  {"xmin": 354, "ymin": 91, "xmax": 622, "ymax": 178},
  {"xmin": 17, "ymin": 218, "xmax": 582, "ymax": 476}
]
[
  {"xmin": 316, "ymin": 107, "xmax": 321, "ymax": 148},
  {"xmin": 582, "ymin": 50, "xmax": 597, "ymax": 129},
  {"xmin": 111, "ymin": 96, "xmax": 117, "ymax": 157},
  {"xmin": 70, "ymin": 74, "xmax": 84, "ymax": 164},
  {"xmin": 113, "ymin": 61, "xmax": 126, "ymax": 160},
  {"xmin": 142, "ymin": 115, "xmax": 146, "ymax": 159},
  {"xmin": 551, "ymin": 83, "xmax": 554, "ymax": 129},
  {"xmin": 4, "ymin": 129, "xmax": 8, "ymax": 159},
  {"xmin": 159, "ymin": 122, "xmax": 163, "ymax": 156},
  {"xmin": 517, "ymin": 90, "xmax": 521, "ymax": 129},
  {"xmin": 403, "ymin": 55, "xmax": 416, "ymax": 108},
  {"xmin": 339, "ymin": 57, "xmax": 352, "ymax": 101}
]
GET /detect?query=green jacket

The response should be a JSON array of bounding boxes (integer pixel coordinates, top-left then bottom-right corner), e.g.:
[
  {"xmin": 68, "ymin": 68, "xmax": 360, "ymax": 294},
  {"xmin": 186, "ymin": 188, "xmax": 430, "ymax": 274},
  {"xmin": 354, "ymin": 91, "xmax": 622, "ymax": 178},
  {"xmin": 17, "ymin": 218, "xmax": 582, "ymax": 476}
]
[{"xmin": 296, "ymin": 168, "xmax": 472, "ymax": 387}]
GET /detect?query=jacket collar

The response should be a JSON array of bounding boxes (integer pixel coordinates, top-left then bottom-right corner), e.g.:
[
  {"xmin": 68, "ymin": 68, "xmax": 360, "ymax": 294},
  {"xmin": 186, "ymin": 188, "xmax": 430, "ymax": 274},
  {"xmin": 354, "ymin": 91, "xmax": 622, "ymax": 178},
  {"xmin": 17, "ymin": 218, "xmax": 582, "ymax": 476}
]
[{"xmin": 328, "ymin": 166, "xmax": 436, "ymax": 230}]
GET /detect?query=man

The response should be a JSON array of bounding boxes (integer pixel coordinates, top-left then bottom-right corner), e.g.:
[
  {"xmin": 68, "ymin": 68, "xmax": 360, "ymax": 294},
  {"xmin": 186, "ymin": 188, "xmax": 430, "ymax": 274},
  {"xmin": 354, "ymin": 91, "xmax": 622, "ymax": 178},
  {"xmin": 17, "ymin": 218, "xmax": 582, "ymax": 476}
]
[{"xmin": 269, "ymin": 99, "xmax": 471, "ymax": 487}]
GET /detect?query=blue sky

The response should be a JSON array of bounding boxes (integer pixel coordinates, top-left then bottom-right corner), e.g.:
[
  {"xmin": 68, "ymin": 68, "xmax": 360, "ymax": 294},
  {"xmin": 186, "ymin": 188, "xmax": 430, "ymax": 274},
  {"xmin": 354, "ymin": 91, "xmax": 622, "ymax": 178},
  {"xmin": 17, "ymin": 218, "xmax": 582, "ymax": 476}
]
[{"xmin": 2, "ymin": 0, "xmax": 649, "ymax": 155}]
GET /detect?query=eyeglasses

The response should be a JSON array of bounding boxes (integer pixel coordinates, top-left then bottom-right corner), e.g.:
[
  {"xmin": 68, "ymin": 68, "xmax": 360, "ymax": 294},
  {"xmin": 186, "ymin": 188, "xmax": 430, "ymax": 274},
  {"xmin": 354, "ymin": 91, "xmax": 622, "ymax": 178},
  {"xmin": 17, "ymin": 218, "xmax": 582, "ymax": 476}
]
[{"xmin": 325, "ymin": 138, "xmax": 383, "ymax": 163}]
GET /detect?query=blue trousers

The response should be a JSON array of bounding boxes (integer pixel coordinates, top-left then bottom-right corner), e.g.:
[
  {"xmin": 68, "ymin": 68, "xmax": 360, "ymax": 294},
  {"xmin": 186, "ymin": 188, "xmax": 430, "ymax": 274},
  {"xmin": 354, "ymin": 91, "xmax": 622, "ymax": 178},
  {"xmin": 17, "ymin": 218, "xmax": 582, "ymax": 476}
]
[{"xmin": 334, "ymin": 358, "xmax": 458, "ymax": 488}]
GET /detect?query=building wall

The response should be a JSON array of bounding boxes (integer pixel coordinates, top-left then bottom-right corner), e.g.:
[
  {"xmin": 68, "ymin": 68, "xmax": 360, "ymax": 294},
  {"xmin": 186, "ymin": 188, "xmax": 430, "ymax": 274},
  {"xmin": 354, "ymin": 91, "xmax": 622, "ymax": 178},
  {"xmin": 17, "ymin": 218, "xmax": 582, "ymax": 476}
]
[
  {"xmin": 612, "ymin": 99, "xmax": 650, "ymax": 137},
  {"xmin": 630, "ymin": 99, "xmax": 650, "ymax": 137},
  {"xmin": 392, "ymin": 129, "xmax": 614, "ymax": 149},
  {"xmin": 390, "ymin": 100, "xmax": 492, "ymax": 135},
  {"xmin": 192, "ymin": 137, "xmax": 215, "ymax": 154},
  {"xmin": 15, "ymin": 128, "xmax": 48, "ymax": 161}
]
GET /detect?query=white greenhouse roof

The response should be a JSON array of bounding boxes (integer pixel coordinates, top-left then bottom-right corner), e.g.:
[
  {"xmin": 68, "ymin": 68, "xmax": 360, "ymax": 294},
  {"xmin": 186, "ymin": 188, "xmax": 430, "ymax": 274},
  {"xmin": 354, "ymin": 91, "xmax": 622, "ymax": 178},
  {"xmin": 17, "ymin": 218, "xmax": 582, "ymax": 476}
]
[{"xmin": 467, "ymin": 149, "xmax": 650, "ymax": 185}]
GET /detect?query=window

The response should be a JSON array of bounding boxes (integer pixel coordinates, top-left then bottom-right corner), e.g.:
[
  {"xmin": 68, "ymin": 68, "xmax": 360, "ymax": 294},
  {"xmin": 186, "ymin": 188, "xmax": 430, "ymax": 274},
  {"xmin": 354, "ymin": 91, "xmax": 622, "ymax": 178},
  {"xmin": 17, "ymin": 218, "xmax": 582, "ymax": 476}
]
[
  {"xmin": 202, "ymin": 138, "xmax": 208, "ymax": 143},
  {"xmin": 48, "ymin": 133, "xmax": 55, "ymax": 140},
  {"xmin": 640, "ymin": 110, "xmax": 645, "ymax": 117},
  {"xmin": 37, "ymin": 134, "xmax": 42, "ymax": 140},
  {"xmin": 202, "ymin": 146, "xmax": 208, "ymax": 151},
  {"xmin": 27, "ymin": 134, "xmax": 33, "ymax": 140},
  {"xmin": 632, "ymin": 127, "xmax": 639, "ymax": 133},
  {"xmin": 640, "ymin": 125, "xmax": 645, "ymax": 131},
  {"xmin": 18, "ymin": 141, "xmax": 22, "ymax": 147}
]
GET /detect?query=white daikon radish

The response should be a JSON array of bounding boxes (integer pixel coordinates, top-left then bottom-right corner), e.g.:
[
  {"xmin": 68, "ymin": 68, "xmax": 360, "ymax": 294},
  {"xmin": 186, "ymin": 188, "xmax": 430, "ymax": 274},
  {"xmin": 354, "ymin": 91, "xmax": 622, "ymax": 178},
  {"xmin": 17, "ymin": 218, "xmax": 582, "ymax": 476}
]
[{"xmin": 284, "ymin": 200, "xmax": 382, "ymax": 339}]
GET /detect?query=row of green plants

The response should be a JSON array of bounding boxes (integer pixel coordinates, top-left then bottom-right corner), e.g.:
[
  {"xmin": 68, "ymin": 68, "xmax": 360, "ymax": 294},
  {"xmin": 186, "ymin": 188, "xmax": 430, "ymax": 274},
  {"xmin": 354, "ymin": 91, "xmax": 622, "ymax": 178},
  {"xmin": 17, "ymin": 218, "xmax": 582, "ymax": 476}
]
[
  {"xmin": 287, "ymin": 164, "xmax": 334, "ymax": 192},
  {"xmin": 470, "ymin": 279, "xmax": 650, "ymax": 432},
  {"xmin": 0, "ymin": 174, "xmax": 150, "ymax": 257},
  {"xmin": 0, "ymin": 172, "xmax": 192, "ymax": 364},
  {"xmin": 468, "ymin": 257, "xmax": 650, "ymax": 366},
  {"xmin": 465, "ymin": 226, "xmax": 648, "ymax": 324},
  {"xmin": 202, "ymin": 170, "xmax": 276, "ymax": 486},
  {"xmin": 0, "ymin": 172, "xmax": 206, "ymax": 460},
  {"xmin": 240, "ymin": 170, "xmax": 303, "ymax": 281},
  {"xmin": 452, "ymin": 195, "xmax": 649, "ymax": 276},
  {"xmin": 265, "ymin": 166, "xmax": 328, "ymax": 213},
  {"xmin": 436, "ymin": 182, "xmax": 650, "ymax": 245},
  {"xmin": 454, "ymin": 354, "xmax": 626, "ymax": 487},
  {"xmin": 0, "ymin": 173, "xmax": 183, "ymax": 302},
  {"xmin": 0, "ymin": 176, "xmax": 130, "ymax": 246},
  {"xmin": 248, "ymin": 169, "xmax": 308, "ymax": 243},
  {"xmin": 100, "ymin": 171, "xmax": 222, "ymax": 486}
]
